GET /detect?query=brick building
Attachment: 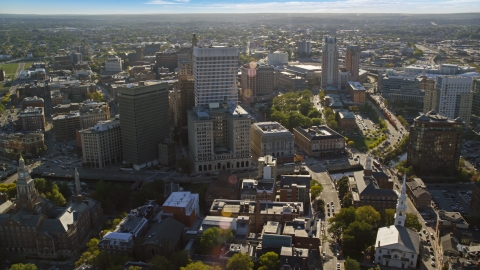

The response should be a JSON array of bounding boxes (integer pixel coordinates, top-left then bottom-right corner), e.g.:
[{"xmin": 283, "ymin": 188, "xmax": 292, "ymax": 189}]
[
  {"xmin": 406, "ymin": 178, "xmax": 432, "ymax": 209},
  {"xmin": 162, "ymin": 192, "xmax": 199, "ymax": 227},
  {"xmin": 240, "ymin": 179, "xmax": 275, "ymax": 201},
  {"xmin": 277, "ymin": 175, "xmax": 311, "ymax": 205},
  {"xmin": 240, "ymin": 64, "xmax": 274, "ymax": 104},
  {"xmin": 335, "ymin": 109, "xmax": 357, "ymax": 133},
  {"xmin": 21, "ymin": 96, "xmax": 44, "ymax": 110},
  {"xmin": 282, "ymin": 217, "xmax": 320, "ymax": 249},
  {"xmin": 347, "ymin": 82, "xmax": 366, "ymax": 104},
  {"xmin": 0, "ymin": 132, "xmax": 45, "ymax": 157},
  {"xmin": 205, "ymin": 172, "xmax": 241, "ymax": 208},
  {"xmin": 471, "ymin": 183, "xmax": 480, "ymax": 215}
]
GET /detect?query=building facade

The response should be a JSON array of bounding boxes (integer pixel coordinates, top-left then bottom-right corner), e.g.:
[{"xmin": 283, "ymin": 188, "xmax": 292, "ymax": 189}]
[
  {"xmin": 405, "ymin": 178, "xmax": 432, "ymax": 209},
  {"xmin": 321, "ymin": 36, "xmax": 339, "ymax": 89},
  {"xmin": 155, "ymin": 51, "xmax": 178, "ymax": 72},
  {"xmin": 293, "ymin": 125, "xmax": 345, "ymax": 157},
  {"xmin": 53, "ymin": 112, "xmax": 81, "ymax": 140},
  {"xmin": 240, "ymin": 64, "xmax": 274, "ymax": 104},
  {"xmin": 187, "ymin": 102, "xmax": 251, "ymax": 173},
  {"xmin": 407, "ymin": 111, "xmax": 464, "ymax": 176},
  {"xmin": 267, "ymin": 52, "xmax": 288, "ymax": 65},
  {"xmin": 345, "ymin": 46, "xmax": 360, "ymax": 82},
  {"xmin": 193, "ymin": 46, "xmax": 239, "ymax": 107},
  {"xmin": 423, "ymin": 76, "xmax": 473, "ymax": 127},
  {"xmin": 105, "ymin": 57, "xmax": 123, "ymax": 73},
  {"xmin": 80, "ymin": 119, "xmax": 122, "ymax": 168},
  {"xmin": 296, "ymin": 40, "xmax": 311, "ymax": 56},
  {"xmin": 0, "ymin": 132, "xmax": 44, "ymax": 157},
  {"xmin": 21, "ymin": 96, "xmax": 44, "ymax": 110},
  {"xmin": 19, "ymin": 107, "xmax": 45, "ymax": 131},
  {"xmin": 347, "ymin": 82, "xmax": 366, "ymax": 104},
  {"xmin": 118, "ymin": 82, "xmax": 169, "ymax": 170},
  {"xmin": 251, "ymin": 122, "xmax": 294, "ymax": 163}
]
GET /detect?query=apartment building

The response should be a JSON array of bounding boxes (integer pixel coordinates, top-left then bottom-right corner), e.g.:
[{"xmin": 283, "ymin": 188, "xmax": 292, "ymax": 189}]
[
  {"xmin": 53, "ymin": 112, "xmax": 81, "ymax": 140},
  {"xmin": 293, "ymin": 125, "xmax": 345, "ymax": 157},
  {"xmin": 79, "ymin": 101, "xmax": 109, "ymax": 129},
  {"xmin": 267, "ymin": 52, "xmax": 288, "ymax": 65},
  {"xmin": 80, "ymin": 119, "xmax": 122, "ymax": 168},
  {"xmin": 19, "ymin": 107, "xmax": 44, "ymax": 131},
  {"xmin": 187, "ymin": 102, "xmax": 251, "ymax": 173},
  {"xmin": 345, "ymin": 46, "xmax": 360, "ymax": 82},
  {"xmin": 240, "ymin": 64, "xmax": 274, "ymax": 104},
  {"xmin": 423, "ymin": 75, "xmax": 473, "ymax": 127},
  {"xmin": 407, "ymin": 111, "xmax": 464, "ymax": 176},
  {"xmin": 117, "ymin": 82, "xmax": 169, "ymax": 170},
  {"xmin": 380, "ymin": 73, "xmax": 425, "ymax": 102},
  {"xmin": 0, "ymin": 132, "xmax": 44, "ymax": 157},
  {"xmin": 296, "ymin": 40, "xmax": 311, "ymax": 56},
  {"xmin": 155, "ymin": 51, "xmax": 178, "ymax": 72},
  {"xmin": 193, "ymin": 46, "xmax": 239, "ymax": 106},
  {"xmin": 321, "ymin": 36, "xmax": 339, "ymax": 90},
  {"xmin": 250, "ymin": 122, "xmax": 294, "ymax": 163}
]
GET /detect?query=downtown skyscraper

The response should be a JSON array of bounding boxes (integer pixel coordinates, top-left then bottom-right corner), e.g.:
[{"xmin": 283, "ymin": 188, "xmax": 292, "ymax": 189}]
[
  {"xmin": 345, "ymin": 45, "xmax": 360, "ymax": 82},
  {"xmin": 193, "ymin": 46, "xmax": 239, "ymax": 107},
  {"xmin": 321, "ymin": 36, "xmax": 339, "ymax": 89}
]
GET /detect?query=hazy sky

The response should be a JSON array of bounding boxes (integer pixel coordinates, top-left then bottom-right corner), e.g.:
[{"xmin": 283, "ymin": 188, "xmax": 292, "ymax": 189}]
[{"xmin": 2, "ymin": 0, "xmax": 480, "ymax": 14}]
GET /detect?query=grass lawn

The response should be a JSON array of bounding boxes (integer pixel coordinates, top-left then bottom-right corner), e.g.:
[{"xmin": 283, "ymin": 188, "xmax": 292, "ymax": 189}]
[
  {"xmin": 0, "ymin": 62, "xmax": 19, "ymax": 79},
  {"xmin": 350, "ymin": 136, "xmax": 376, "ymax": 151},
  {"xmin": 24, "ymin": 62, "xmax": 35, "ymax": 69}
]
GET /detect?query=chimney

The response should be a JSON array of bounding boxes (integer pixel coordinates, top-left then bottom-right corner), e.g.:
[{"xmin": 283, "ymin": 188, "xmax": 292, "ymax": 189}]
[
  {"xmin": 302, "ymin": 258, "xmax": 307, "ymax": 269},
  {"xmin": 378, "ymin": 241, "xmax": 380, "ymax": 246}
]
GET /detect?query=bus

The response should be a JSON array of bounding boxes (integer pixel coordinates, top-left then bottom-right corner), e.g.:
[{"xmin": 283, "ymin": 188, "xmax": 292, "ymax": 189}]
[{"xmin": 284, "ymin": 163, "xmax": 295, "ymax": 167}]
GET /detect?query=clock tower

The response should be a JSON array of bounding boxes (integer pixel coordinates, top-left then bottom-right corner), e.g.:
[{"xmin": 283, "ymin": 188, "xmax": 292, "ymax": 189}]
[{"xmin": 15, "ymin": 156, "xmax": 41, "ymax": 212}]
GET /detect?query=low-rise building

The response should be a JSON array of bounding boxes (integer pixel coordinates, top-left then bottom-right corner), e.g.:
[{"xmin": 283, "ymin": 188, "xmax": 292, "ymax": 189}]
[
  {"xmin": 19, "ymin": 107, "xmax": 44, "ymax": 131},
  {"xmin": 105, "ymin": 57, "xmax": 123, "ymax": 73},
  {"xmin": 251, "ymin": 122, "xmax": 294, "ymax": 163},
  {"xmin": 240, "ymin": 179, "xmax": 275, "ymax": 201},
  {"xmin": 335, "ymin": 109, "xmax": 357, "ymax": 133},
  {"xmin": 405, "ymin": 178, "xmax": 432, "ymax": 209},
  {"xmin": 347, "ymin": 82, "xmax": 366, "ymax": 104},
  {"xmin": 209, "ymin": 199, "xmax": 303, "ymax": 233},
  {"xmin": 21, "ymin": 96, "xmax": 44, "ymax": 110},
  {"xmin": 293, "ymin": 125, "xmax": 345, "ymax": 157},
  {"xmin": 139, "ymin": 217, "xmax": 184, "ymax": 262},
  {"xmin": 0, "ymin": 132, "xmax": 45, "ymax": 157},
  {"xmin": 435, "ymin": 211, "xmax": 469, "ymax": 237},
  {"xmin": 277, "ymin": 175, "xmax": 311, "ymax": 205},
  {"xmin": 282, "ymin": 217, "xmax": 320, "ymax": 249},
  {"xmin": 80, "ymin": 119, "xmax": 122, "ymax": 168},
  {"xmin": 162, "ymin": 192, "xmax": 199, "ymax": 227}
]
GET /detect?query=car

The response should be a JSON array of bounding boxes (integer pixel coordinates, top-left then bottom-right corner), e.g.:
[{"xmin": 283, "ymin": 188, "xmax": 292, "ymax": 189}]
[
  {"xmin": 323, "ymin": 255, "xmax": 326, "ymax": 261},
  {"xmin": 431, "ymin": 256, "xmax": 435, "ymax": 261},
  {"xmin": 337, "ymin": 263, "xmax": 341, "ymax": 269},
  {"xmin": 431, "ymin": 261, "xmax": 435, "ymax": 267}
]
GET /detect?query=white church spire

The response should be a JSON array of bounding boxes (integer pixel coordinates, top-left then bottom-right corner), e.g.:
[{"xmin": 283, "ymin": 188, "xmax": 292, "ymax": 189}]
[{"xmin": 394, "ymin": 174, "xmax": 407, "ymax": 227}]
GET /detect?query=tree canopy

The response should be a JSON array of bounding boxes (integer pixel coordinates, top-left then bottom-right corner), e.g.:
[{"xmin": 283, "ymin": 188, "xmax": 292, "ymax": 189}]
[
  {"xmin": 258, "ymin": 251, "xmax": 280, "ymax": 270},
  {"xmin": 226, "ymin": 253, "xmax": 253, "ymax": 270},
  {"xmin": 344, "ymin": 257, "xmax": 361, "ymax": 270},
  {"xmin": 198, "ymin": 227, "xmax": 234, "ymax": 255},
  {"xmin": 9, "ymin": 264, "xmax": 37, "ymax": 270},
  {"xmin": 270, "ymin": 90, "xmax": 323, "ymax": 130},
  {"xmin": 34, "ymin": 178, "xmax": 66, "ymax": 206}
]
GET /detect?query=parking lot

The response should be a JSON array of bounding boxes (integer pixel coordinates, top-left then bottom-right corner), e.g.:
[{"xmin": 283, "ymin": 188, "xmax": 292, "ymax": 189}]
[
  {"xmin": 461, "ymin": 140, "xmax": 480, "ymax": 172},
  {"xmin": 430, "ymin": 187, "xmax": 475, "ymax": 217}
]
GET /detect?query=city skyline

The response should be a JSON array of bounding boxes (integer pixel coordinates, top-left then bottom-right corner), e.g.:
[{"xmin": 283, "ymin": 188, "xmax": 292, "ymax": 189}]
[{"xmin": 1, "ymin": 0, "xmax": 480, "ymax": 14}]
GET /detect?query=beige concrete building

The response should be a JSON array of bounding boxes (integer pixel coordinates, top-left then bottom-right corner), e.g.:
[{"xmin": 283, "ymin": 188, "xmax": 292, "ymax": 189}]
[
  {"xmin": 187, "ymin": 102, "xmax": 251, "ymax": 173},
  {"xmin": 80, "ymin": 119, "xmax": 122, "ymax": 168},
  {"xmin": 251, "ymin": 122, "xmax": 294, "ymax": 163},
  {"xmin": 293, "ymin": 125, "xmax": 345, "ymax": 157},
  {"xmin": 19, "ymin": 107, "xmax": 45, "ymax": 131},
  {"xmin": 79, "ymin": 101, "xmax": 109, "ymax": 129},
  {"xmin": 118, "ymin": 82, "xmax": 169, "ymax": 170}
]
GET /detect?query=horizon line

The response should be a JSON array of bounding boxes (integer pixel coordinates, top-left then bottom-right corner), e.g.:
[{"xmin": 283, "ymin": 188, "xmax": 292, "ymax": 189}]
[{"xmin": 1, "ymin": 12, "xmax": 480, "ymax": 16}]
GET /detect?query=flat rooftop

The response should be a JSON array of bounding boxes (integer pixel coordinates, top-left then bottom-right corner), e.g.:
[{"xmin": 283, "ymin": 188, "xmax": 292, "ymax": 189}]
[
  {"xmin": 347, "ymin": 82, "xmax": 366, "ymax": 91},
  {"xmin": 163, "ymin": 191, "xmax": 198, "ymax": 208}
]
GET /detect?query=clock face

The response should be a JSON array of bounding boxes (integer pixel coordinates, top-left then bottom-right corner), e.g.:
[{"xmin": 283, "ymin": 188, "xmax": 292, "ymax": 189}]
[{"xmin": 19, "ymin": 172, "xmax": 24, "ymax": 178}]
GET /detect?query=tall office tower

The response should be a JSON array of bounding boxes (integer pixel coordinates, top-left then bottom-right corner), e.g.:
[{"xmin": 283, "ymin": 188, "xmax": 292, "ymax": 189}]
[
  {"xmin": 423, "ymin": 76, "xmax": 473, "ymax": 127},
  {"xmin": 117, "ymin": 82, "xmax": 169, "ymax": 170},
  {"xmin": 240, "ymin": 63, "xmax": 274, "ymax": 104},
  {"xmin": 156, "ymin": 51, "xmax": 178, "ymax": 72},
  {"xmin": 193, "ymin": 46, "xmax": 239, "ymax": 107},
  {"xmin": 296, "ymin": 40, "xmax": 311, "ymax": 56},
  {"xmin": 407, "ymin": 111, "xmax": 464, "ymax": 177},
  {"xmin": 472, "ymin": 79, "xmax": 480, "ymax": 131},
  {"xmin": 345, "ymin": 46, "xmax": 360, "ymax": 81},
  {"xmin": 187, "ymin": 101, "xmax": 251, "ymax": 173},
  {"xmin": 422, "ymin": 75, "xmax": 436, "ymax": 114},
  {"xmin": 321, "ymin": 36, "xmax": 339, "ymax": 89},
  {"xmin": 135, "ymin": 46, "xmax": 143, "ymax": 62}
]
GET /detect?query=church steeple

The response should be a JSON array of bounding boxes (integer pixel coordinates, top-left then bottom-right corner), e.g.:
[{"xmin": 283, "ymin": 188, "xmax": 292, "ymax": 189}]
[
  {"xmin": 75, "ymin": 167, "xmax": 81, "ymax": 196},
  {"xmin": 364, "ymin": 153, "xmax": 373, "ymax": 176},
  {"xmin": 394, "ymin": 174, "xmax": 407, "ymax": 227}
]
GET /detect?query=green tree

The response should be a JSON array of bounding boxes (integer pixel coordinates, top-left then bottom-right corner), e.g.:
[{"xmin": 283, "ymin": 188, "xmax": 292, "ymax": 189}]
[
  {"xmin": 413, "ymin": 49, "xmax": 424, "ymax": 58},
  {"xmin": 380, "ymin": 209, "xmax": 396, "ymax": 226},
  {"xmin": 355, "ymin": 206, "xmax": 380, "ymax": 225},
  {"xmin": 311, "ymin": 185, "xmax": 323, "ymax": 200},
  {"xmin": 132, "ymin": 180, "xmax": 164, "ymax": 208},
  {"xmin": 342, "ymin": 193, "xmax": 353, "ymax": 208},
  {"xmin": 337, "ymin": 176, "xmax": 349, "ymax": 199},
  {"xmin": 95, "ymin": 251, "xmax": 131, "ymax": 270},
  {"xmin": 9, "ymin": 264, "xmax": 37, "ymax": 270},
  {"xmin": 58, "ymin": 181, "xmax": 72, "ymax": 201},
  {"xmin": 199, "ymin": 227, "xmax": 234, "ymax": 254},
  {"xmin": 171, "ymin": 250, "xmax": 191, "ymax": 269},
  {"xmin": 258, "ymin": 251, "xmax": 279, "ymax": 270},
  {"xmin": 34, "ymin": 178, "xmax": 66, "ymax": 206},
  {"xmin": 150, "ymin": 255, "xmax": 173, "ymax": 270},
  {"xmin": 344, "ymin": 257, "xmax": 361, "ymax": 270},
  {"xmin": 226, "ymin": 253, "xmax": 253, "ymax": 270},
  {"xmin": 298, "ymin": 101, "xmax": 312, "ymax": 116},
  {"xmin": 343, "ymin": 221, "xmax": 375, "ymax": 252},
  {"xmin": 0, "ymin": 183, "xmax": 17, "ymax": 199},
  {"xmin": 129, "ymin": 267, "xmax": 143, "ymax": 270},
  {"xmin": 406, "ymin": 213, "xmax": 422, "ymax": 232},
  {"xmin": 180, "ymin": 261, "xmax": 219, "ymax": 270},
  {"xmin": 87, "ymin": 91, "xmax": 105, "ymax": 102},
  {"xmin": 328, "ymin": 206, "xmax": 357, "ymax": 234},
  {"xmin": 348, "ymin": 141, "xmax": 355, "ymax": 147},
  {"xmin": 397, "ymin": 115, "xmax": 409, "ymax": 127}
]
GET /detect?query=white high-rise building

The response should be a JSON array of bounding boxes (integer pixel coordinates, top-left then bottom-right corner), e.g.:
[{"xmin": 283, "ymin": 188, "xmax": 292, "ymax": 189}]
[
  {"xmin": 321, "ymin": 36, "xmax": 339, "ymax": 90},
  {"xmin": 428, "ymin": 76, "xmax": 473, "ymax": 127},
  {"xmin": 193, "ymin": 46, "xmax": 239, "ymax": 107}
]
